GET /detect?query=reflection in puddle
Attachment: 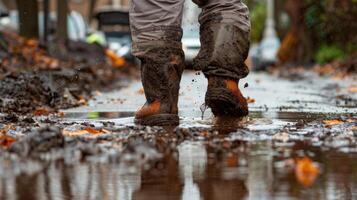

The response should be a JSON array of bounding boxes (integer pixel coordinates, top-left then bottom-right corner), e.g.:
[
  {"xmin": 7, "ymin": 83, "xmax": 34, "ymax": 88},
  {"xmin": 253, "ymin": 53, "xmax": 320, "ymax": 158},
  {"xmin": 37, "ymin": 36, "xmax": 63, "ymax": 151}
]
[
  {"xmin": 178, "ymin": 141, "xmax": 206, "ymax": 200},
  {"xmin": 1, "ymin": 140, "xmax": 356, "ymax": 200},
  {"xmin": 1, "ymin": 110, "xmax": 356, "ymax": 200}
]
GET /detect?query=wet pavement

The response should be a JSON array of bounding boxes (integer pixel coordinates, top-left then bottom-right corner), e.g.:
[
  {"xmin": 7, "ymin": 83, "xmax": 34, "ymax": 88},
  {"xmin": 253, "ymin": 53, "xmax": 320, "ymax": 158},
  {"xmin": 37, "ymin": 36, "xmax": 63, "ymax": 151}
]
[{"xmin": 0, "ymin": 71, "xmax": 356, "ymax": 200}]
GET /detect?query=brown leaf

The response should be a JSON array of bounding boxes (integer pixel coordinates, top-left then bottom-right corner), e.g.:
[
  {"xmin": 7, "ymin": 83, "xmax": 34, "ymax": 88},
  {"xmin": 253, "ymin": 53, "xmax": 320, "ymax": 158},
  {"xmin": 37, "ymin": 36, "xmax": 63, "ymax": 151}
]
[
  {"xmin": 0, "ymin": 135, "xmax": 17, "ymax": 148},
  {"xmin": 295, "ymin": 157, "xmax": 320, "ymax": 187}
]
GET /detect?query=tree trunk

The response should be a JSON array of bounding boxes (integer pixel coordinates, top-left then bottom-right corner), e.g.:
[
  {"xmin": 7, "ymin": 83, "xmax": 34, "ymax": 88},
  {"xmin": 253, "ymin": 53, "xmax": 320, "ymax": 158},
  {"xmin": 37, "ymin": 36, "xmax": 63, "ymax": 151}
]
[
  {"xmin": 88, "ymin": 0, "xmax": 97, "ymax": 23},
  {"xmin": 277, "ymin": 0, "xmax": 313, "ymax": 64},
  {"xmin": 15, "ymin": 0, "xmax": 39, "ymax": 39},
  {"xmin": 57, "ymin": 0, "xmax": 68, "ymax": 41},
  {"xmin": 43, "ymin": 0, "xmax": 50, "ymax": 43}
]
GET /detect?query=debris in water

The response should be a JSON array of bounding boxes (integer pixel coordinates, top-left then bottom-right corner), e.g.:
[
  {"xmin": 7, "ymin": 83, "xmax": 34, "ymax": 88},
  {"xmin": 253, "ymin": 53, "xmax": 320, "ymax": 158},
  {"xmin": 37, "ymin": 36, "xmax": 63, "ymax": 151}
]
[
  {"xmin": 323, "ymin": 119, "xmax": 344, "ymax": 126},
  {"xmin": 137, "ymin": 87, "xmax": 145, "ymax": 94},
  {"xmin": 0, "ymin": 135, "xmax": 17, "ymax": 148},
  {"xmin": 33, "ymin": 107, "xmax": 50, "ymax": 116},
  {"xmin": 200, "ymin": 103, "xmax": 208, "ymax": 120},
  {"xmin": 295, "ymin": 157, "xmax": 320, "ymax": 187},
  {"xmin": 246, "ymin": 97, "xmax": 256, "ymax": 104}
]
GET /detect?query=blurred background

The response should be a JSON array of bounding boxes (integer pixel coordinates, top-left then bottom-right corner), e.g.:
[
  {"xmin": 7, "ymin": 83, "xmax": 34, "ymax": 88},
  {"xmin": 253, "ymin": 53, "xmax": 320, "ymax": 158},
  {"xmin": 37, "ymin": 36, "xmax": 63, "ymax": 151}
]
[{"xmin": 0, "ymin": 0, "xmax": 356, "ymax": 72}]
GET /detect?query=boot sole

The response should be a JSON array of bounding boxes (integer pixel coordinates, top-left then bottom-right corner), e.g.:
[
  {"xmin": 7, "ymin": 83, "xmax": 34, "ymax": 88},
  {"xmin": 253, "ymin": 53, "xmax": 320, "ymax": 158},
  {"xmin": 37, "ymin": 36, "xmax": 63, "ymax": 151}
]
[
  {"xmin": 206, "ymin": 89, "xmax": 248, "ymax": 117},
  {"xmin": 134, "ymin": 114, "xmax": 179, "ymax": 126}
]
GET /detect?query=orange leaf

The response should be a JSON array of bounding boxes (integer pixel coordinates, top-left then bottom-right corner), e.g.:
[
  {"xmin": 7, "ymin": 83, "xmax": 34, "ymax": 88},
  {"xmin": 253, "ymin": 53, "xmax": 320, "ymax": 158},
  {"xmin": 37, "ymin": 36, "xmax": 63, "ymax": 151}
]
[
  {"xmin": 323, "ymin": 119, "xmax": 344, "ymax": 126},
  {"xmin": 25, "ymin": 39, "xmax": 39, "ymax": 48},
  {"xmin": 347, "ymin": 85, "xmax": 357, "ymax": 93},
  {"xmin": 63, "ymin": 127, "xmax": 109, "ymax": 137},
  {"xmin": 106, "ymin": 49, "xmax": 125, "ymax": 68},
  {"xmin": 57, "ymin": 112, "xmax": 65, "ymax": 118},
  {"xmin": 33, "ymin": 107, "xmax": 50, "ymax": 116},
  {"xmin": 226, "ymin": 154, "xmax": 238, "ymax": 167},
  {"xmin": 78, "ymin": 96, "xmax": 87, "ymax": 105},
  {"xmin": 0, "ymin": 135, "xmax": 17, "ymax": 148},
  {"xmin": 137, "ymin": 87, "xmax": 144, "ymax": 94},
  {"xmin": 84, "ymin": 127, "xmax": 102, "ymax": 135},
  {"xmin": 295, "ymin": 157, "xmax": 320, "ymax": 187},
  {"xmin": 246, "ymin": 97, "xmax": 256, "ymax": 104},
  {"xmin": 200, "ymin": 130, "xmax": 209, "ymax": 137}
]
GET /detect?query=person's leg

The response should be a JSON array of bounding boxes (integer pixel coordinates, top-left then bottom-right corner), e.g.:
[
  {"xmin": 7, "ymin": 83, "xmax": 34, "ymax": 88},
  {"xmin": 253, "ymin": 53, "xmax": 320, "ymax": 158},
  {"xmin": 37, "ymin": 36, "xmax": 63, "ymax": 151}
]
[
  {"xmin": 130, "ymin": 0, "xmax": 185, "ymax": 126},
  {"xmin": 193, "ymin": 0, "xmax": 251, "ymax": 117}
]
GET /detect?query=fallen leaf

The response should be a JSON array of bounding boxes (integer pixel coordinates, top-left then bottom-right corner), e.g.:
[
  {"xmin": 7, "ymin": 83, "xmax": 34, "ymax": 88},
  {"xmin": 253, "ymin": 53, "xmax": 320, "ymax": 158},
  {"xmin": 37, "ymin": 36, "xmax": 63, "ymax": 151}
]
[
  {"xmin": 33, "ymin": 107, "xmax": 50, "ymax": 116},
  {"xmin": 347, "ymin": 85, "xmax": 357, "ymax": 93},
  {"xmin": 63, "ymin": 127, "xmax": 109, "ymax": 137},
  {"xmin": 137, "ymin": 87, "xmax": 144, "ymax": 94},
  {"xmin": 95, "ymin": 90, "xmax": 102, "ymax": 96},
  {"xmin": 57, "ymin": 112, "xmax": 65, "ymax": 118},
  {"xmin": 273, "ymin": 132, "xmax": 289, "ymax": 142},
  {"xmin": 0, "ymin": 135, "xmax": 17, "ymax": 148},
  {"xmin": 246, "ymin": 97, "xmax": 256, "ymax": 104},
  {"xmin": 62, "ymin": 129, "xmax": 88, "ymax": 137},
  {"xmin": 78, "ymin": 96, "xmax": 87, "ymax": 105},
  {"xmin": 84, "ymin": 127, "xmax": 102, "ymax": 134},
  {"xmin": 323, "ymin": 119, "xmax": 344, "ymax": 126},
  {"xmin": 200, "ymin": 130, "xmax": 209, "ymax": 137},
  {"xmin": 226, "ymin": 154, "xmax": 238, "ymax": 167},
  {"xmin": 295, "ymin": 157, "xmax": 320, "ymax": 187},
  {"xmin": 106, "ymin": 49, "xmax": 125, "ymax": 68},
  {"xmin": 346, "ymin": 119, "xmax": 356, "ymax": 123}
]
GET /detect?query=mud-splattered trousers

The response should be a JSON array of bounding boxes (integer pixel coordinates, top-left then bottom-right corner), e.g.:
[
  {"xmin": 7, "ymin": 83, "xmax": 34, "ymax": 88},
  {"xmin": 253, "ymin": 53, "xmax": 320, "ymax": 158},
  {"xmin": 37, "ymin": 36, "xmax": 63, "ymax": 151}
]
[{"xmin": 130, "ymin": 0, "xmax": 251, "ymax": 80}]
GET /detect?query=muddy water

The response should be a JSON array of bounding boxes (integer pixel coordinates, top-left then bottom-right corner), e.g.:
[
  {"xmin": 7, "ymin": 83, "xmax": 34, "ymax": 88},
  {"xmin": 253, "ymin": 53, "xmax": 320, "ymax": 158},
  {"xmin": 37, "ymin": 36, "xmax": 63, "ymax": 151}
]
[
  {"xmin": 1, "ymin": 140, "xmax": 356, "ymax": 200},
  {"xmin": 1, "ymin": 71, "xmax": 356, "ymax": 200},
  {"xmin": 1, "ymin": 110, "xmax": 356, "ymax": 200}
]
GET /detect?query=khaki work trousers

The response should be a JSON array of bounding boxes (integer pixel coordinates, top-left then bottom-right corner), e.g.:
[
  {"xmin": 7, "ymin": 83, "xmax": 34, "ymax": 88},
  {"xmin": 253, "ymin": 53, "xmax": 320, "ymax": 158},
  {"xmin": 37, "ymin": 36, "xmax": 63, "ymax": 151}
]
[{"xmin": 130, "ymin": 0, "xmax": 251, "ymax": 79}]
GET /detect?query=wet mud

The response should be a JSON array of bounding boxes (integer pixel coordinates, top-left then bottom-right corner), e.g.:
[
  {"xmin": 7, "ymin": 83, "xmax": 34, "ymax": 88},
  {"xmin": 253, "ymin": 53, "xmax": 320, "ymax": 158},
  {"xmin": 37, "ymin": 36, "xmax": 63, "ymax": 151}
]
[
  {"xmin": 0, "ymin": 65, "xmax": 132, "ymax": 114},
  {"xmin": 0, "ymin": 33, "xmax": 137, "ymax": 115},
  {"xmin": 0, "ymin": 53, "xmax": 356, "ymax": 199},
  {"xmin": 0, "ymin": 109, "xmax": 356, "ymax": 199}
]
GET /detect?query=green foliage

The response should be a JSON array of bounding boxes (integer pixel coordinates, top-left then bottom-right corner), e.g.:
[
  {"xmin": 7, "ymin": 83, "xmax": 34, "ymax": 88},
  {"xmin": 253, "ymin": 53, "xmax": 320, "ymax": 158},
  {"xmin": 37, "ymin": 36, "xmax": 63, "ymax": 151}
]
[
  {"xmin": 304, "ymin": 0, "xmax": 357, "ymax": 54},
  {"xmin": 315, "ymin": 45, "xmax": 345, "ymax": 64},
  {"xmin": 250, "ymin": 2, "xmax": 266, "ymax": 43}
]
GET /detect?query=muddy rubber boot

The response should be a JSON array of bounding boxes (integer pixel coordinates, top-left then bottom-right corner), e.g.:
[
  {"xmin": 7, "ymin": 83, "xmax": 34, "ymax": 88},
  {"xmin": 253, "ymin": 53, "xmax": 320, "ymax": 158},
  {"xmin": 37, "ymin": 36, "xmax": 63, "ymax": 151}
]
[
  {"xmin": 194, "ymin": 20, "xmax": 250, "ymax": 118},
  {"xmin": 206, "ymin": 76, "xmax": 248, "ymax": 117},
  {"xmin": 134, "ymin": 47, "xmax": 184, "ymax": 126}
]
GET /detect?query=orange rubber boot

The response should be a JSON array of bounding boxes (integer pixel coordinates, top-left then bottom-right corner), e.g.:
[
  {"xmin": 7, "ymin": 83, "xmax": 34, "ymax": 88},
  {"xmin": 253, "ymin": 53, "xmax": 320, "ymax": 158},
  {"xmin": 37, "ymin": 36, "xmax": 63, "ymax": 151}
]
[
  {"xmin": 205, "ymin": 76, "xmax": 248, "ymax": 117},
  {"xmin": 134, "ymin": 47, "xmax": 184, "ymax": 126}
]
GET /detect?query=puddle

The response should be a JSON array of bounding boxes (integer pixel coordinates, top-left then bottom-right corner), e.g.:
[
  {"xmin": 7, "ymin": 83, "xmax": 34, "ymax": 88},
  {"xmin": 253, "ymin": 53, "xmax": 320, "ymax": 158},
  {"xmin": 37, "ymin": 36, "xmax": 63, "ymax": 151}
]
[
  {"xmin": 1, "ymin": 110, "xmax": 355, "ymax": 200},
  {"xmin": 1, "ymin": 140, "xmax": 356, "ymax": 200}
]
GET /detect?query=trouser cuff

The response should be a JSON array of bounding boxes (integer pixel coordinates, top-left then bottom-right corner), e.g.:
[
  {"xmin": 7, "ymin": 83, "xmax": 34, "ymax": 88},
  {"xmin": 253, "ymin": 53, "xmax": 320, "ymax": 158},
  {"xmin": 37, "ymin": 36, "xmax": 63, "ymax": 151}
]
[{"xmin": 131, "ymin": 26, "xmax": 183, "ymax": 56}]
